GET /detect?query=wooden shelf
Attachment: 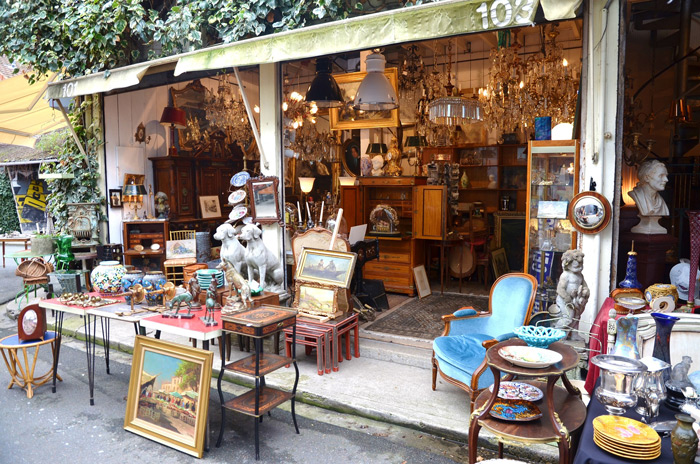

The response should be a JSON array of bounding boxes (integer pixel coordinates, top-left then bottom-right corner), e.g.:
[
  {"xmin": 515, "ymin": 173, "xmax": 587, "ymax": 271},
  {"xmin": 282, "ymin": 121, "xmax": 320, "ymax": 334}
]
[
  {"xmin": 224, "ymin": 353, "xmax": 292, "ymax": 377},
  {"xmin": 222, "ymin": 386, "xmax": 294, "ymax": 417}
]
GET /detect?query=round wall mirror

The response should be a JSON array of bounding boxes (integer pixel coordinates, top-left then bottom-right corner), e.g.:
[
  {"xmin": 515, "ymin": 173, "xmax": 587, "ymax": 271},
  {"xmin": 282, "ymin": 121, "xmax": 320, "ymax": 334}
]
[{"xmin": 568, "ymin": 191, "xmax": 611, "ymax": 234}]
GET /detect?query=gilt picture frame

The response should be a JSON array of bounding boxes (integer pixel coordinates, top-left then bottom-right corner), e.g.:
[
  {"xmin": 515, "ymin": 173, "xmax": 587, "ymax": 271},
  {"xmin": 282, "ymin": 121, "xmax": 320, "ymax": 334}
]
[
  {"xmin": 293, "ymin": 281, "xmax": 340, "ymax": 317},
  {"xmin": 329, "ymin": 68, "xmax": 400, "ymax": 130},
  {"xmin": 296, "ymin": 248, "xmax": 357, "ymax": 289},
  {"xmin": 124, "ymin": 336, "xmax": 213, "ymax": 458}
]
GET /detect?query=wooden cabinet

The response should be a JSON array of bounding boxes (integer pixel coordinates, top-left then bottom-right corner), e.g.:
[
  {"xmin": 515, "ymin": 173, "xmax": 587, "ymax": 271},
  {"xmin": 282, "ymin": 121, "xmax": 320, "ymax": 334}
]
[
  {"xmin": 342, "ymin": 177, "xmax": 444, "ymax": 295},
  {"xmin": 150, "ymin": 156, "xmax": 235, "ymax": 229},
  {"xmin": 122, "ymin": 220, "xmax": 168, "ymax": 272},
  {"xmin": 423, "ymin": 144, "xmax": 527, "ymax": 213}
]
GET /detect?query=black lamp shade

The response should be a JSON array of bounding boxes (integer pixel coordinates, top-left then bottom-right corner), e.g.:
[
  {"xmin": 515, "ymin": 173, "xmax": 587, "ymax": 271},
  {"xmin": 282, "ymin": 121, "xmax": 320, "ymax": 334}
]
[
  {"xmin": 404, "ymin": 136, "xmax": 427, "ymax": 148},
  {"xmin": 366, "ymin": 143, "xmax": 388, "ymax": 155},
  {"xmin": 122, "ymin": 183, "xmax": 146, "ymax": 197},
  {"xmin": 305, "ymin": 58, "xmax": 344, "ymax": 108}
]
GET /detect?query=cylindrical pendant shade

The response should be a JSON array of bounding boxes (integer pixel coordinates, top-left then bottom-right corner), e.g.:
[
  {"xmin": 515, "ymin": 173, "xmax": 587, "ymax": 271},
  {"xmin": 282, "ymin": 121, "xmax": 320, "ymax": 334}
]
[
  {"xmin": 159, "ymin": 106, "xmax": 187, "ymax": 129},
  {"xmin": 305, "ymin": 58, "xmax": 344, "ymax": 109},
  {"xmin": 354, "ymin": 52, "xmax": 399, "ymax": 111}
]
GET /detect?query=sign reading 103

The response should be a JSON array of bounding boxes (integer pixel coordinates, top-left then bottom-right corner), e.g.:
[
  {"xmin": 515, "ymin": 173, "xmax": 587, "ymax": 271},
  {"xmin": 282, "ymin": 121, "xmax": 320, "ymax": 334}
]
[{"xmin": 475, "ymin": 0, "xmax": 537, "ymax": 29}]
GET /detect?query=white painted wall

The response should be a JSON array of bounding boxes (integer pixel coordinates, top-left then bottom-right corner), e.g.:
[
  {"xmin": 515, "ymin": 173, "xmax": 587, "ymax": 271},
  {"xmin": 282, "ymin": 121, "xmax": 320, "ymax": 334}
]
[{"xmin": 103, "ymin": 73, "xmax": 260, "ymax": 245}]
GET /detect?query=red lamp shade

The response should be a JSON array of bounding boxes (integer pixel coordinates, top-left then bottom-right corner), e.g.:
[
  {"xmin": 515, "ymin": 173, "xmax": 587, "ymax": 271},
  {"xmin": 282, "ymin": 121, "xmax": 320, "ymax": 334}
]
[
  {"xmin": 159, "ymin": 107, "xmax": 187, "ymax": 128},
  {"xmin": 160, "ymin": 106, "xmax": 187, "ymax": 156}
]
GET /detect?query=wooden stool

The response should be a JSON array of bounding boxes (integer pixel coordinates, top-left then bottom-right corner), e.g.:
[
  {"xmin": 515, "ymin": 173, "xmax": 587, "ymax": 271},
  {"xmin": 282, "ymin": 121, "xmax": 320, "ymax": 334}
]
[
  {"xmin": 0, "ymin": 331, "xmax": 62, "ymax": 398},
  {"xmin": 335, "ymin": 313, "xmax": 360, "ymax": 363},
  {"xmin": 284, "ymin": 324, "xmax": 332, "ymax": 375}
]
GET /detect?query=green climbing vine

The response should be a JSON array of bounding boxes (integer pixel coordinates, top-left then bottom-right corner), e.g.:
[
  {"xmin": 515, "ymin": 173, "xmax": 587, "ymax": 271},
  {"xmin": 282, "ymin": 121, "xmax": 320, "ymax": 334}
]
[{"xmin": 0, "ymin": 172, "xmax": 20, "ymax": 234}]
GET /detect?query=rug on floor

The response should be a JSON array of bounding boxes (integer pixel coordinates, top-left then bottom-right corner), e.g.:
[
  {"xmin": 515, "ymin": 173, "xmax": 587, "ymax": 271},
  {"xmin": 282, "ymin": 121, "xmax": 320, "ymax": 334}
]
[{"xmin": 364, "ymin": 293, "xmax": 489, "ymax": 340}]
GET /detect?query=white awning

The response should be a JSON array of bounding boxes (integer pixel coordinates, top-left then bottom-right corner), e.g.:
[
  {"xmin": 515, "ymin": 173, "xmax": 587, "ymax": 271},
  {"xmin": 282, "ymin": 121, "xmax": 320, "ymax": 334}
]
[{"xmin": 47, "ymin": 0, "xmax": 539, "ymax": 98}]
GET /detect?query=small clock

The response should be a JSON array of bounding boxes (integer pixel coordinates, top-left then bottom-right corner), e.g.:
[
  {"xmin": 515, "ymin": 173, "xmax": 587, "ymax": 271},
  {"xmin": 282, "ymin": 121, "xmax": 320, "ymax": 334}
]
[{"xmin": 18, "ymin": 304, "xmax": 47, "ymax": 342}]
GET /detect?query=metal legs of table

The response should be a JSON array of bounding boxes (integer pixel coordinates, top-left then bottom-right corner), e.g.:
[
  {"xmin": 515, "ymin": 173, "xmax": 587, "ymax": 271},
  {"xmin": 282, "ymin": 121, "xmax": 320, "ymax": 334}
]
[
  {"xmin": 52, "ymin": 311, "xmax": 64, "ymax": 393},
  {"xmin": 83, "ymin": 314, "xmax": 111, "ymax": 406}
]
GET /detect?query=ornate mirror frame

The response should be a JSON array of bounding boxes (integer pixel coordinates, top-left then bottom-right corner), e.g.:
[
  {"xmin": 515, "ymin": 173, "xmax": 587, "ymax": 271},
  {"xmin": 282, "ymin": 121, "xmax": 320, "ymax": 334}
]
[
  {"xmin": 170, "ymin": 80, "xmax": 209, "ymax": 152},
  {"xmin": 568, "ymin": 191, "xmax": 612, "ymax": 235},
  {"xmin": 247, "ymin": 176, "xmax": 282, "ymax": 224}
]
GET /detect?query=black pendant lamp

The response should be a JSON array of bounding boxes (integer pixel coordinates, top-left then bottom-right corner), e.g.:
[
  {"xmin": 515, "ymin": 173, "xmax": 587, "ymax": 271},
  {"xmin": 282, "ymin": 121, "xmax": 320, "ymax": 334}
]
[{"xmin": 305, "ymin": 57, "xmax": 344, "ymax": 108}]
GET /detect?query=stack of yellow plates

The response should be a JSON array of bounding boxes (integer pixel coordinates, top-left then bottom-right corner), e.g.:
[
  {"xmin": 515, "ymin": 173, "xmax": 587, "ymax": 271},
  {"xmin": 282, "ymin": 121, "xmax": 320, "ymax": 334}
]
[{"xmin": 592, "ymin": 415, "xmax": 661, "ymax": 460}]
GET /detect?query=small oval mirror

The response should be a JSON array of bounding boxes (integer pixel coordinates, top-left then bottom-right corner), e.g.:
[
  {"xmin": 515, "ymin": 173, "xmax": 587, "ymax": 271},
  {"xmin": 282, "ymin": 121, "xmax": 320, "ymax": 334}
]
[{"xmin": 569, "ymin": 191, "xmax": 611, "ymax": 234}]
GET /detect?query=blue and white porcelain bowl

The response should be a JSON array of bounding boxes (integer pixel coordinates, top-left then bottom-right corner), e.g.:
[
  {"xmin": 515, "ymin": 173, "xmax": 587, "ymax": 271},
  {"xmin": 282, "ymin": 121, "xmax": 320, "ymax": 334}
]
[{"xmin": 514, "ymin": 325, "xmax": 566, "ymax": 349}]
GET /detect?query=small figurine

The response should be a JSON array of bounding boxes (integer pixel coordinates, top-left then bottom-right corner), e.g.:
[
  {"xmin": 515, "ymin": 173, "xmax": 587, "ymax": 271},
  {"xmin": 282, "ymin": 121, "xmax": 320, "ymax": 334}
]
[
  {"xmin": 200, "ymin": 285, "xmax": 219, "ymax": 326},
  {"xmin": 186, "ymin": 278, "xmax": 201, "ymax": 309},
  {"xmin": 371, "ymin": 155, "xmax": 385, "ymax": 176},
  {"xmin": 384, "ymin": 137, "xmax": 403, "ymax": 177},
  {"xmin": 549, "ymin": 249, "xmax": 590, "ymax": 339},
  {"xmin": 487, "ymin": 174, "xmax": 497, "ymax": 189},
  {"xmin": 155, "ymin": 191, "xmax": 170, "ymax": 219},
  {"xmin": 461, "ymin": 171, "xmax": 469, "ymax": 188},
  {"xmin": 668, "ymin": 356, "xmax": 694, "ymax": 391},
  {"xmin": 164, "ymin": 287, "xmax": 195, "ymax": 319},
  {"xmin": 217, "ymin": 259, "xmax": 253, "ymax": 310}
]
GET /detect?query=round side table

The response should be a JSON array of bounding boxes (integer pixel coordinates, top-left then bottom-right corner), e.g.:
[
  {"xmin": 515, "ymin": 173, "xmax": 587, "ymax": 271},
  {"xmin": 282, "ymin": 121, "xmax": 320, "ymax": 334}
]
[
  {"xmin": 0, "ymin": 331, "xmax": 62, "ymax": 398},
  {"xmin": 468, "ymin": 338, "xmax": 586, "ymax": 464}
]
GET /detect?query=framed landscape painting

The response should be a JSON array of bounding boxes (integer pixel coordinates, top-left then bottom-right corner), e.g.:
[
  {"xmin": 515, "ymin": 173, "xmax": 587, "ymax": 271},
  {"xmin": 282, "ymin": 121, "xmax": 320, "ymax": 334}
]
[
  {"xmin": 295, "ymin": 248, "xmax": 357, "ymax": 288},
  {"xmin": 124, "ymin": 336, "xmax": 213, "ymax": 458}
]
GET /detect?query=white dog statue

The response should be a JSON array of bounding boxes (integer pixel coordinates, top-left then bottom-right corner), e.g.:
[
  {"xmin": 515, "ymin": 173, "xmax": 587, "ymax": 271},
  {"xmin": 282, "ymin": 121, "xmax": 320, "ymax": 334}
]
[
  {"xmin": 238, "ymin": 223, "xmax": 284, "ymax": 291},
  {"xmin": 213, "ymin": 223, "xmax": 247, "ymax": 275},
  {"xmin": 549, "ymin": 249, "xmax": 590, "ymax": 339}
]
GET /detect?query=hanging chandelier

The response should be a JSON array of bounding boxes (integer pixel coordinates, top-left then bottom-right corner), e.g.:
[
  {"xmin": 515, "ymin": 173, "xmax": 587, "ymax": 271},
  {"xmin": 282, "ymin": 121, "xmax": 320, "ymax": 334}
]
[
  {"xmin": 479, "ymin": 26, "xmax": 579, "ymax": 134},
  {"xmin": 205, "ymin": 75, "xmax": 253, "ymax": 150},
  {"xmin": 427, "ymin": 41, "xmax": 482, "ymax": 127}
]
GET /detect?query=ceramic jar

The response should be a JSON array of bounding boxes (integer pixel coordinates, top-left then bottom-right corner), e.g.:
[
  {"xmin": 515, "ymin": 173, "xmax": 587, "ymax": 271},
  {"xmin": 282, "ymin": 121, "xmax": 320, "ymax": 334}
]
[
  {"xmin": 645, "ymin": 284, "xmax": 679, "ymax": 313},
  {"xmin": 672, "ymin": 414, "xmax": 699, "ymax": 464},
  {"xmin": 142, "ymin": 271, "xmax": 167, "ymax": 306},
  {"xmin": 90, "ymin": 260, "xmax": 126, "ymax": 295},
  {"xmin": 121, "ymin": 269, "xmax": 144, "ymax": 303}
]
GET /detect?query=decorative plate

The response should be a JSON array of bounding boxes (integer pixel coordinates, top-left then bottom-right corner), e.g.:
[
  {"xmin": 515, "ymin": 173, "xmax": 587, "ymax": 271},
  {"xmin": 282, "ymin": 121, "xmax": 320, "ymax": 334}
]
[
  {"xmin": 150, "ymin": 243, "xmax": 160, "ymax": 251},
  {"xmin": 489, "ymin": 382, "xmax": 544, "ymax": 402},
  {"xmin": 134, "ymin": 244, "xmax": 144, "ymax": 252},
  {"xmin": 231, "ymin": 171, "xmax": 250, "ymax": 187},
  {"xmin": 592, "ymin": 415, "xmax": 660, "ymax": 445},
  {"xmin": 228, "ymin": 189, "xmax": 246, "ymax": 205},
  {"xmin": 498, "ymin": 346, "xmax": 563, "ymax": 369},
  {"xmin": 230, "ymin": 205, "xmax": 247, "ymax": 221},
  {"xmin": 489, "ymin": 399, "xmax": 542, "ymax": 422}
]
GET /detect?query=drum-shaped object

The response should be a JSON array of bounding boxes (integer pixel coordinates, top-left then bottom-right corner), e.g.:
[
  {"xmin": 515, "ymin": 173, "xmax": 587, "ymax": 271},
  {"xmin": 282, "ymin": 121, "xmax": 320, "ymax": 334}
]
[{"xmin": 448, "ymin": 244, "xmax": 475, "ymax": 278}]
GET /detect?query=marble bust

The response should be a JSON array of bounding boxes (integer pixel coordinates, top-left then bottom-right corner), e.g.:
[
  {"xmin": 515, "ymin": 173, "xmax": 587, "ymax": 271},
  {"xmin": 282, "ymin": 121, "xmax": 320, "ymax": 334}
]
[{"xmin": 629, "ymin": 160, "xmax": 669, "ymax": 234}]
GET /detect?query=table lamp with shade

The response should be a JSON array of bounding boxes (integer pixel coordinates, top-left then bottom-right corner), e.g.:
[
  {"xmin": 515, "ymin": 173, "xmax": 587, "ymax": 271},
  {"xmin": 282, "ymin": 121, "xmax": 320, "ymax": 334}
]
[
  {"xmin": 160, "ymin": 106, "xmax": 187, "ymax": 156},
  {"xmin": 404, "ymin": 135, "xmax": 427, "ymax": 175},
  {"xmin": 298, "ymin": 177, "xmax": 316, "ymax": 227},
  {"xmin": 123, "ymin": 180, "xmax": 147, "ymax": 220}
]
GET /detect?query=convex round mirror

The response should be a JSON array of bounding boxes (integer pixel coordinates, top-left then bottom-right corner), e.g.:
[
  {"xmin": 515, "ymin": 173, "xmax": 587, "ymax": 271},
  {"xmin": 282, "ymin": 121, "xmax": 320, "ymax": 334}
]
[{"xmin": 568, "ymin": 191, "xmax": 611, "ymax": 234}]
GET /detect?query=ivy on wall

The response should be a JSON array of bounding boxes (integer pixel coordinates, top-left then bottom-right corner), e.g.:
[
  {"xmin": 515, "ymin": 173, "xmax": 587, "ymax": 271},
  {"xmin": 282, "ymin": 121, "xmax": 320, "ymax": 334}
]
[
  {"xmin": 0, "ymin": 0, "xmax": 434, "ymax": 82},
  {"xmin": 0, "ymin": 172, "xmax": 20, "ymax": 234}
]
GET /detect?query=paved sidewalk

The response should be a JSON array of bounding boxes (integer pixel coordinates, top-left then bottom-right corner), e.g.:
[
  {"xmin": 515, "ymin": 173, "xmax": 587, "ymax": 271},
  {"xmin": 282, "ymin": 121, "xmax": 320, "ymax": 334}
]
[{"xmin": 6, "ymin": 294, "xmax": 560, "ymax": 464}]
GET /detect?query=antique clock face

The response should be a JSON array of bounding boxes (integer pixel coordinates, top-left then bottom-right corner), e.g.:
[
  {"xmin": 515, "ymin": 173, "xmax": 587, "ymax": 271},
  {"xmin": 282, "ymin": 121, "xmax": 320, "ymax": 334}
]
[{"xmin": 18, "ymin": 305, "xmax": 46, "ymax": 341}]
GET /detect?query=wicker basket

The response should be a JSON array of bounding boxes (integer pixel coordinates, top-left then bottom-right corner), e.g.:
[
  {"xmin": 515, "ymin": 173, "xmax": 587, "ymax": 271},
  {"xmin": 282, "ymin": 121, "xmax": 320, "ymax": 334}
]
[{"xmin": 16, "ymin": 258, "xmax": 53, "ymax": 279}]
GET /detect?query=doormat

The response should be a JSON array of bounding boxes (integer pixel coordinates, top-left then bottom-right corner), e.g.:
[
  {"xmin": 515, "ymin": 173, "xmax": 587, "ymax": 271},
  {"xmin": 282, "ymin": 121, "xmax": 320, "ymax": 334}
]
[{"xmin": 364, "ymin": 293, "xmax": 489, "ymax": 340}]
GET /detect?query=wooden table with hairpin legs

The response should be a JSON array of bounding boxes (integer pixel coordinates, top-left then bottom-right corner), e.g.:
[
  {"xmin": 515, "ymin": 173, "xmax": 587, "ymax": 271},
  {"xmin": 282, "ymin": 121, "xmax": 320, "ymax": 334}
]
[{"xmin": 468, "ymin": 339, "xmax": 586, "ymax": 464}]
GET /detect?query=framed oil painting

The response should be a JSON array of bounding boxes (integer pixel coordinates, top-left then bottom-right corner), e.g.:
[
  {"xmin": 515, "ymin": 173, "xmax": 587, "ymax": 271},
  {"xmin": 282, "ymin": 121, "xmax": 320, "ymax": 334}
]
[
  {"xmin": 296, "ymin": 248, "xmax": 357, "ymax": 289},
  {"xmin": 166, "ymin": 239, "xmax": 196, "ymax": 260},
  {"xmin": 329, "ymin": 68, "xmax": 400, "ymax": 130},
  {"xmin": 199, "ymin": 195, "xmax": 221, "ymax": 219},
  {"xmin": 413, "ymin": 265, "xmax": 431, "ymax": 299},
  {"xmin": 124, "ymin": 336, "xmax": 213, "ymax": 458},
  {"xmin": 294, "ymin": 281, "xmax": 339, "ymax": 316}
]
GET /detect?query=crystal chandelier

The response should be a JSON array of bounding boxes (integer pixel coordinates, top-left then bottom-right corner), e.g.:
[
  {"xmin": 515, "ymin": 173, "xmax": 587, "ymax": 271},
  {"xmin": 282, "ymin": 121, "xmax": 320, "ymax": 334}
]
[
  {"xmin": 205, "ymin": 75, "xmax": 253, "ymax": 150},
  {"xmin": 479, "ymin": 26, "xmax": 579, "ymax": 134},
  {"xmin": 427, "ymin": 41, "xmax": 483, "ymax": 127}
]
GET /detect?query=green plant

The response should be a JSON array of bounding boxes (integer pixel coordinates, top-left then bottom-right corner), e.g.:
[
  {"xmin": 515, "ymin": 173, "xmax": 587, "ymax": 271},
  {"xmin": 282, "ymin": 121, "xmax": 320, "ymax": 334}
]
[
  {"xmin": 37, "ymin": 100, "xmax": 104, "ymax": 231},
  {"xmin": 0, "ymin": 172, "xmax": 20, "ymax": 234}
]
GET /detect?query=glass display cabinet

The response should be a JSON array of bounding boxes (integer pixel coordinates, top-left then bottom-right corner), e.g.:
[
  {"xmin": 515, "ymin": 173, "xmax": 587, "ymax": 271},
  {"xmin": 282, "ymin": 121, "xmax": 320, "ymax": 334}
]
[{"xmin": 524, "ymin": 140, "xmax": 580, "ymax": 312}]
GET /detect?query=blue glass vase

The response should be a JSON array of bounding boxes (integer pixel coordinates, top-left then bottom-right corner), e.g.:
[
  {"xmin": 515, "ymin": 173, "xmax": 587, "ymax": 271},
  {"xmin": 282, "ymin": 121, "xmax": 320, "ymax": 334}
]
[
  {"xmin": 611, "ymin": 316, "xmax": 640, "ymax": 359},
  {"xmin": 619, "ymin": 251, "xmax": 643, "ymax": 289},
  {"xmin": 652, "ymin": 312, "xmax": 680, "ymax": 384}
]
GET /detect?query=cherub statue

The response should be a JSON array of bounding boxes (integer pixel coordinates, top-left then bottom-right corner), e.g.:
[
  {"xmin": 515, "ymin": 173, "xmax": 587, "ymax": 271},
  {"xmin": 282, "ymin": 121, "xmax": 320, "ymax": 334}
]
[{"xmin": 549, "ymin": 249, "xmax": 590, "ymax": 339}]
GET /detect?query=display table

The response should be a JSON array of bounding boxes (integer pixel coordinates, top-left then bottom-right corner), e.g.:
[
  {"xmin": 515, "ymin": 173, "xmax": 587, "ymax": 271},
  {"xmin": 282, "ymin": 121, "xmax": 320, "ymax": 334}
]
[
  {"xmin": 40, "ymin": 295, "xmax": 165, "ymax": 405},
  {"xmin": 0, "ymin": 236, "xmax": 30, "ymax": 267},
  {"xmin": 0, "ymin": 331, "xmax": 61, "ymax": 398},
  {"xmin": 468, "ymin": 339, "xmax": 587, "ymax": 464},
  {"xmin": 572, "ymin": 380, "xmax": 675, "ymax": 463},
  {"xmin": 139, "ymin": 307, "xmax": 224, "ymax": 354}
]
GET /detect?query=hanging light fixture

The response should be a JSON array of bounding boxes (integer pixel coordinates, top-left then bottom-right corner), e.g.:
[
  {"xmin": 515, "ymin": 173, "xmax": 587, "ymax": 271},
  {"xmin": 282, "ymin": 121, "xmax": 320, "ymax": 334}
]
[
  {"xmin": 354, "ymin": 50, "xmax": 399, "ymax": 111},
  {"xmin": 305, "ymin": 57, "xmax": 344, "ymax": 108}
]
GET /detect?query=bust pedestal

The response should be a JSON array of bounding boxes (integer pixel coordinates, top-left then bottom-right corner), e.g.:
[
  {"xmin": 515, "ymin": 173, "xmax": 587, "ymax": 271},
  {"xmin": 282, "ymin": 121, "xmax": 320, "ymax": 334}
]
[
  {"xmin": 631, "ymin": 214, "xmax": 667, "ymax": 234},
  {"xmin": 619, "ymin": 232, "xmax": 676, "ymax": 289}
]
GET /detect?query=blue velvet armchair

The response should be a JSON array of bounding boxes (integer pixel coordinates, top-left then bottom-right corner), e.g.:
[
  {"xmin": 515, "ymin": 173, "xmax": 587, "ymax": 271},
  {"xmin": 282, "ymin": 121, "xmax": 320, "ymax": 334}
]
[{"xmin": 431, "ymin": 273, "xmax": 537, "ymax": 409}]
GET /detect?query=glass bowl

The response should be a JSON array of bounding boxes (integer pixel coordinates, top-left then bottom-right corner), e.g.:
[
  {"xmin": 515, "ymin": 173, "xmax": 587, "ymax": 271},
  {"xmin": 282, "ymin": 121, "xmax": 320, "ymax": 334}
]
[{"xmin": 513, "ymin": 325, "xmax": 566, "ymax": 349}]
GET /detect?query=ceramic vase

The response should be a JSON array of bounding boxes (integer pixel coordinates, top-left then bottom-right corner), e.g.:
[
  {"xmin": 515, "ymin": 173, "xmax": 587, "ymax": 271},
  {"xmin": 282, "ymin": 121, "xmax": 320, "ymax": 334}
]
[
  {"xmin": 610, "ymin": 316, "xmax": 640, "ymax": 359},
  {"xmin": 619, "ymin": 251, "xmax": 643, "ymax": 289},
  {"xmin": 652, "ymin": 312, "xmax": 680, "ymax": 385},
  {"xmin": 142, "ymin": 271, "xmax": 167, "ymax": 306},
  {"xmin": 55, "ymin": 235, "xmax": 74, "ymax": 269},
  {"xmin": 687, "ymin": 211, "xmax": 700, "ymax": 309},
  {"xmin": 672, "ymin": 414, "xmax": 698, "ymax": 464},
  {"xmin": 121, "ymin": 270, "xmax": 144, "ymax": 303},
  {"xmin": 90, "ymin": 260, "xmax": 126, "ymax": 295}
]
